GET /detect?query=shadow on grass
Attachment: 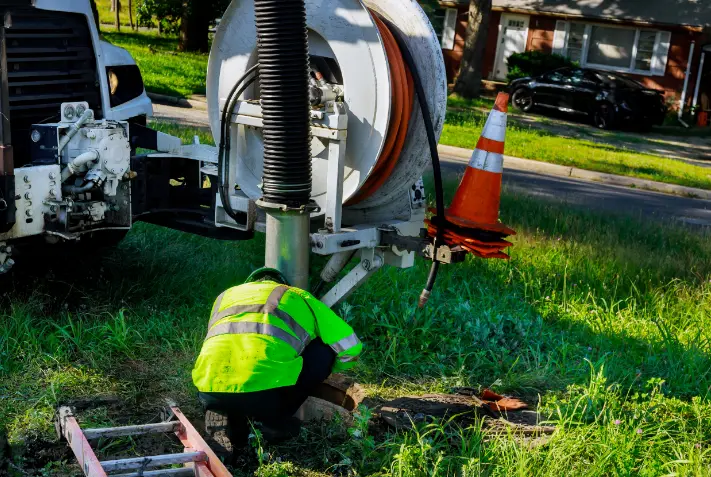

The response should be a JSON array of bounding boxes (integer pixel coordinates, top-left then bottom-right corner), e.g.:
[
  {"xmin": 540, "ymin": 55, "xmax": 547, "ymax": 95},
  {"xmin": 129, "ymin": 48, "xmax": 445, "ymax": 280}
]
[
  {"xmin": 101, "ymin": 30, "xmax": 181, "ymax": 52},
  {"xmin": 344, "ymin": 186, "xmax": 711, "ymax": 402},
  {"xmin": 1, "ymin": 190, "xmax": 711, "ymax": 468}
]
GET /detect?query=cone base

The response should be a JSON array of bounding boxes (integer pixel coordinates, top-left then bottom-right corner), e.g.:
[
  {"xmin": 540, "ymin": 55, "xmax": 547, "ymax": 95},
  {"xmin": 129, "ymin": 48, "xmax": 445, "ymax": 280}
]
[
  {"xmin": 426, "ymin": 216, "xmax": 514, "ymax": 261},
  {"xmin": 444, "ymin": 209, "xmax": 516, "ymax": 237}
]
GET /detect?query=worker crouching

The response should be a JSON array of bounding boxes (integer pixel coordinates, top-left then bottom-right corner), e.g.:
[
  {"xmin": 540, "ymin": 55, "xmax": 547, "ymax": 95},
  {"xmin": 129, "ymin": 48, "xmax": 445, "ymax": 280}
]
[{"xmin": 191, "ymin": 267, "xmax": 363, "ymax": 459}]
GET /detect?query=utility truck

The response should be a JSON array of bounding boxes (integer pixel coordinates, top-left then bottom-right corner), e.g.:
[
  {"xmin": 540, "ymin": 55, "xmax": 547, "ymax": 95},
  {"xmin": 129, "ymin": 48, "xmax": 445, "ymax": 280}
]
[
  {"xmin": 1, "ymin": 0, "xmax": 503, "ymax": 307},
  {"xmin": 0, "ymin": 0, "xmax": 251, "ymax": 276}
]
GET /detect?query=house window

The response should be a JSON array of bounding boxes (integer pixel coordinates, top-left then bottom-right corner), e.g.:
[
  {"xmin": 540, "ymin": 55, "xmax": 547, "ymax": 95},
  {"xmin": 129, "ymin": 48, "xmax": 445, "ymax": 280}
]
[
  {"xmin": 588, "ymin": 26, "xmax": 637, "ymax": 68},
  {"xmin": 553, "ymin": 21, "xmax": 672, "ymax": 76},
  {"xmin": 425, "ymin": 7, "xmax": 457, "ymax": 51},
  {"xmin": 567, "ymin": 23, "xmax": 586, "ymax": 63},
  {"xmin": 635, "ymin": 30, "xmax": 657, "ymax": 71},
  {"xmin": 440, "ymin": 8, "xmax": 458, "ymax": 50}
]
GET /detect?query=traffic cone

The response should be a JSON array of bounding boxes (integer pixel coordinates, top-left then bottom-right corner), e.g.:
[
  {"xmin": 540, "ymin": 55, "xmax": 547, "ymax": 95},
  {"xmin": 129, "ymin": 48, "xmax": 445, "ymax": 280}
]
[
  {"xmin": 428, "ymin": 92, "xmax": 515, "ymax": 260},
  {"xmin": 446, "ymin": 92, "xmax": 514, "ymax": 236}
]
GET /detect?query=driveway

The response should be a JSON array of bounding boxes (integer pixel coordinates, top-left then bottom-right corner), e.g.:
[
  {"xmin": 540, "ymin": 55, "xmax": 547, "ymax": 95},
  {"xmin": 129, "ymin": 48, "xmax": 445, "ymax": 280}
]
[{"xmin": 439, "ymin": 157, "xmax": 711, "ymax": 228}]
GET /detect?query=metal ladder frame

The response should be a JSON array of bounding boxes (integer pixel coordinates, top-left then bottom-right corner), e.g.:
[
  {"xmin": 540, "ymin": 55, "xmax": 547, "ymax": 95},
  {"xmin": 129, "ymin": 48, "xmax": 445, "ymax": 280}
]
[{"xmin": 55, "ymin": 405, "xmax": 232, "ymax": 477}]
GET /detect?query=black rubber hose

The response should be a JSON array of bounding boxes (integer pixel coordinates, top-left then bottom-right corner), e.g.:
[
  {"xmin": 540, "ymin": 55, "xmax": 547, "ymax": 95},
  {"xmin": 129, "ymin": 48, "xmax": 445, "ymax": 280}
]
[
  {"xmin": 254, "ymin": 0, "xmax": 312, "ymax": 207},
  {"xmin": 387, "ymin": 19, "xmax": 445, "ymax": 308},
  {"xmin": 218, "ymin": 72, "xmax": 258, "ymax": 222}
]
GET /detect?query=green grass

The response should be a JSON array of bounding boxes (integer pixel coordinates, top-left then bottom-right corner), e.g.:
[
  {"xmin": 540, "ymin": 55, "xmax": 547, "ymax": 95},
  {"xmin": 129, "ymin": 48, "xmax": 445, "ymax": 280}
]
[
  {"xmin": 2, "ymin": 168, "xmax": 711, "ymax": 474},
  {"xmin": 99, "ymin": 30, "xmax": 711, "ymax": 191},
  {"xmin": 102, "ymin": 29, "xmax": 208, "ymax": 98},
  {"xmin": 95, "ymin": 0, "xmax": 138, "ymax": 28},
  {"xmin": 442, "ymin": 109, "xmax": 711, "ymax": 191}
]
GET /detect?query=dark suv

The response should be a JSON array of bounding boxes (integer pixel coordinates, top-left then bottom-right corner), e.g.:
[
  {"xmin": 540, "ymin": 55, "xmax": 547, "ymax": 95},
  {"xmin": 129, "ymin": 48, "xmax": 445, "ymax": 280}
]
[{"xmin": 509, "ymin": 67, "xmax": 668, "ymax": 131}]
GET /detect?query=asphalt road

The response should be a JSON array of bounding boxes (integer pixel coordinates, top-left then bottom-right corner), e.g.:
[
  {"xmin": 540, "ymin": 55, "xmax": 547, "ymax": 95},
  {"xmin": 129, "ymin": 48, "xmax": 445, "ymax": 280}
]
[
  {"xmin": 150, "ymin": 102, "xmax": 711, "ymax": 229},
  {"xmin": 441, "ymin": 156, "xmax": 711, "ymax": 228}
]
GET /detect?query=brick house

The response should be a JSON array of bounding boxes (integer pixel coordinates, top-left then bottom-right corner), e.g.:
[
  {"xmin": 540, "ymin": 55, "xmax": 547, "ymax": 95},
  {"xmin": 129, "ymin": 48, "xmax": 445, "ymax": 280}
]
[{"xmin": 435, "ymin": 0, "xmax": 711, "ymax": 110}]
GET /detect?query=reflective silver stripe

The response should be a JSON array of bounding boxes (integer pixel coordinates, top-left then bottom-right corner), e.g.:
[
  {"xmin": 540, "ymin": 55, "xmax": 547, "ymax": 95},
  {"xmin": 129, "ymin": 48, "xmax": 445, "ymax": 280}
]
[
  {"xmin": 264, "ymin": 286, "xmax": 312, "ymax": 346},
  {"xmin": 274, "ymin": 309, "xmax": 311, "ymax": 349},
  {"xmin": 338, "ymin": 354, "xmax": 359, "ymax": 364},
  {"xmin": 209, "ymin": 292, "xmax": 227, "ymax": 328},
  {"xmin": 330, "ymin": 333, "xmax": 361, "ymax": 354},
  {"xmin": 206, "ymin": 285, "xmax": 312, "ymax": 353},
  {"xmin": 209, "ymin": 304, "xmax": 263, "ymax": 329},
  {"xmin": 264, "ymin": 286, "xmax": 289, "ymax": 312},
  {"xmin": 205, "ymin": 321, "xmax": 302, "ymax": 352}
]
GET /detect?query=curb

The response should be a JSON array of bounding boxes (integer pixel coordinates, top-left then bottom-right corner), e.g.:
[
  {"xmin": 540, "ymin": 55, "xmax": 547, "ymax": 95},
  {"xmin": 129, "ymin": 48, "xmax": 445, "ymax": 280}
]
[
  {"xmin": 437, "ymin": 144, "xmax": 711, "ymax": 201},
  {"xmin": 147, "ymin": 92, "xmax": 208, "ymax": 111}
]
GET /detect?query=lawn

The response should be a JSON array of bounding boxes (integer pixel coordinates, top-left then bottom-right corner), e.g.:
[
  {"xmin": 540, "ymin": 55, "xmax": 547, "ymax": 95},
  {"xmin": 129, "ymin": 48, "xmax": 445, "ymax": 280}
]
[
  {"xmin": 99, "ymin": 29, "xmax": 711, "ymax": 191},
  {"xmin": 95, "ymin": 0, "xmax": 138, "ymax": 28},
  {"xmin": 2, "ymin": 148, "xmax": 711, "ymax": 475},
  {"xmin": 442, "ymin": 110, "xmax": 711, "ymax": 191},
  {"xmin": 101, "ymin": 29, "xmax": 209, "ymax": 98}
]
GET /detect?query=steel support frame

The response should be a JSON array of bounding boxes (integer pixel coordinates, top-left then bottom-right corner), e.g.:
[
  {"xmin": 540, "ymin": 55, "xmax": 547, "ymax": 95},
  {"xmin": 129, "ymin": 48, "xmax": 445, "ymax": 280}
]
[
  {"xmin": 56, "ymin": 405, "xmax": 232, "ymax": 477},
  {"xmin": 320, "ymin": 247, "xmax": 384, "ymax": 308},
  {"xmin": 228, "ymin": 100, "xmax": 349, "ymax": 234}
]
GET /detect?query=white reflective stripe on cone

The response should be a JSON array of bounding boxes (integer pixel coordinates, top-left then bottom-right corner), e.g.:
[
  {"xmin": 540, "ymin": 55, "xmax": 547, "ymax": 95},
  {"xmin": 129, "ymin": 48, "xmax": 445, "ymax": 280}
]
[
  {"xmin": 330, "ymin": 333, "xmax": 361, "ymax": 354},
  {"xmin": 481, "ymin": 110, "xmax": 507, "ymax": 142},
  {"xmin": 468, "ymin": 150, "xmax": 504, "ymax": 173},
  {"xmin": 338, "ymin": 354, "xmax": 359, "ymax": 363}
]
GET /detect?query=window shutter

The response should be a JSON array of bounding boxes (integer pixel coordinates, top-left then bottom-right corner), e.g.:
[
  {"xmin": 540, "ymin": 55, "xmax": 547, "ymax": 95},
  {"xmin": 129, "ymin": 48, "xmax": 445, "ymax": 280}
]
[
  {"xmin": 441, "ymin": 8, "xmax": 457, "ymax": 50},
  {"xmin": 552, "ymin": 20, "xmax": 569, "ymax": 56},
  {"xmin": 651, "ymin": 31, "xmax": 671, "ymax": 76}
]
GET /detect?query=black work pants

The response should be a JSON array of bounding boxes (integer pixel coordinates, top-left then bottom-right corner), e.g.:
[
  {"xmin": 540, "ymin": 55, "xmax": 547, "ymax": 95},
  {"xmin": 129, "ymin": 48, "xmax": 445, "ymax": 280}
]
[{"xmin": 198, "ymin": 338, "xmax": 335, "ymax": 445}]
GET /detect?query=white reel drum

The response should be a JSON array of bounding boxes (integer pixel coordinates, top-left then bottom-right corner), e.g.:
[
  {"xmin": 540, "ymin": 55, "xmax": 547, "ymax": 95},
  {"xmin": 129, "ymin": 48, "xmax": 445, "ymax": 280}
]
[{"xmin": 207, "ymin": 0, "xmax": 447, "ymax": 214}]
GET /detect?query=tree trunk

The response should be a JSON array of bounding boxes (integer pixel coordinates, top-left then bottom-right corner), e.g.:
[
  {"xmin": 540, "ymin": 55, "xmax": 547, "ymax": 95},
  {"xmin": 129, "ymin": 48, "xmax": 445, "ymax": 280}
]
[
  {"xmin": 110, "ymin": 0, "xmax": 116, "ymax": 12},
  {"xmin": 178, "ymin": 1, "xmax": 210, "ymax": 52},
  {"xmin": 114, "ymin": 0, "xmax": 121, "ymax": 32},
  {"xmin": 453, "ymin": 0, "xmax": 492, "ymax": 99},
  {"xmin": 128, "ymin": 0, "xmax": 134, "ymax": 30}
]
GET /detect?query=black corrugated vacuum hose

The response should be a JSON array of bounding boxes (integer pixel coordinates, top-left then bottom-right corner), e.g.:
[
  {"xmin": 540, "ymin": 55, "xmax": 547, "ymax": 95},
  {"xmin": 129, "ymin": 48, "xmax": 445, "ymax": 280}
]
[
  {"xmin": 254, "ymin": 0, "xmax": 312, "ymax": 207},
  {"xmin": 387, "ymin": 18, "xmax": 446, "ymax": 308}
]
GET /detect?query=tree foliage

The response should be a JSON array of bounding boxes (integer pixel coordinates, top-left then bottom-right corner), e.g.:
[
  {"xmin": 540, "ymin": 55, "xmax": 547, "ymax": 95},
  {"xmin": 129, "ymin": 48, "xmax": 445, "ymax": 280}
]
[
  {"xmin": 506, "ymin": 51, "xmax": 577, "ymax": 82},
  {"xmin": 137, "ymin": 0, "xmax": 229, "ymax": 51},
  {"xmin": 137, "ymin": 0, "xmax": 183, "ymax": 35}
]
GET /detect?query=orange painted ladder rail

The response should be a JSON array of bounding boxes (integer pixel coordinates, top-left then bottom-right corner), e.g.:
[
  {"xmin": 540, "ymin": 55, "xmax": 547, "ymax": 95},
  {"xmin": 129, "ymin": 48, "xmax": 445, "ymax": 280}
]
[{"xmin": 55, "ymin": 405, "xmax": 232, "ymax": 477}]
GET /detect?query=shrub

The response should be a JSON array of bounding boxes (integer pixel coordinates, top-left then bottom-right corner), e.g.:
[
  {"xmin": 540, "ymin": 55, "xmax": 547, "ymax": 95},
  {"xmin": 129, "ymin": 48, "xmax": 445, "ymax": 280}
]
[{"xmin": 506, "ymin": 50, "xmax": 577, "ymax": 82}]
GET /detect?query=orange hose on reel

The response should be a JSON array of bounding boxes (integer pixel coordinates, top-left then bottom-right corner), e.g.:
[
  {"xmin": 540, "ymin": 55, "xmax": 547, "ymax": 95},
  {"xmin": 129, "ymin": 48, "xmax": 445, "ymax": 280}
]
[{"xmin": 346, "ymin": 13, "xmax": 414, "ymax": 206}]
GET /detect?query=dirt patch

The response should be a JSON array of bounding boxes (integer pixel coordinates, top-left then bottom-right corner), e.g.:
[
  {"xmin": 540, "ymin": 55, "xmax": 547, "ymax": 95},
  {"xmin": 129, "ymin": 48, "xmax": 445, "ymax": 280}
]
[
  {"xmin": 3, "ymin": 396, "xmax": 197, "ymax": 476},
  {"xmin": 376, "ymin": 392, "xmax": 555, "ymax": 441}
]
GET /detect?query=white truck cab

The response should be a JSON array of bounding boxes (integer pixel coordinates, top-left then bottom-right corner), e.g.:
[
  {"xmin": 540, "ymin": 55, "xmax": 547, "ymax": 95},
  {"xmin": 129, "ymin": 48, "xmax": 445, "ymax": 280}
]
[{"xmin": 0, "ymin": 1, "xmax": 244, "ymax": 274}]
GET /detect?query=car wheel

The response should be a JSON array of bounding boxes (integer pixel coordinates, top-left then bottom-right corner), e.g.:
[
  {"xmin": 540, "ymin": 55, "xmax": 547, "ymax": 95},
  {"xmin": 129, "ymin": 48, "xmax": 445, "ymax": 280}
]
[
  {"xmin": 512, "ymin": 88, "xmax": 534, "ymax": 112},
  {"xmin": 593, "ymin": 103, "xmax": 615, "ymax": 130}
]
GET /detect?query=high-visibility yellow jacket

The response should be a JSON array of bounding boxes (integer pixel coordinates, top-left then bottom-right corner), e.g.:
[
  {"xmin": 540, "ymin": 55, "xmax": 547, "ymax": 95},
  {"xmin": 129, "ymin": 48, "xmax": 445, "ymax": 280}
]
[{"xmin": 192, "ymin": 281, "xmax": 363, "ymax": 393}]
